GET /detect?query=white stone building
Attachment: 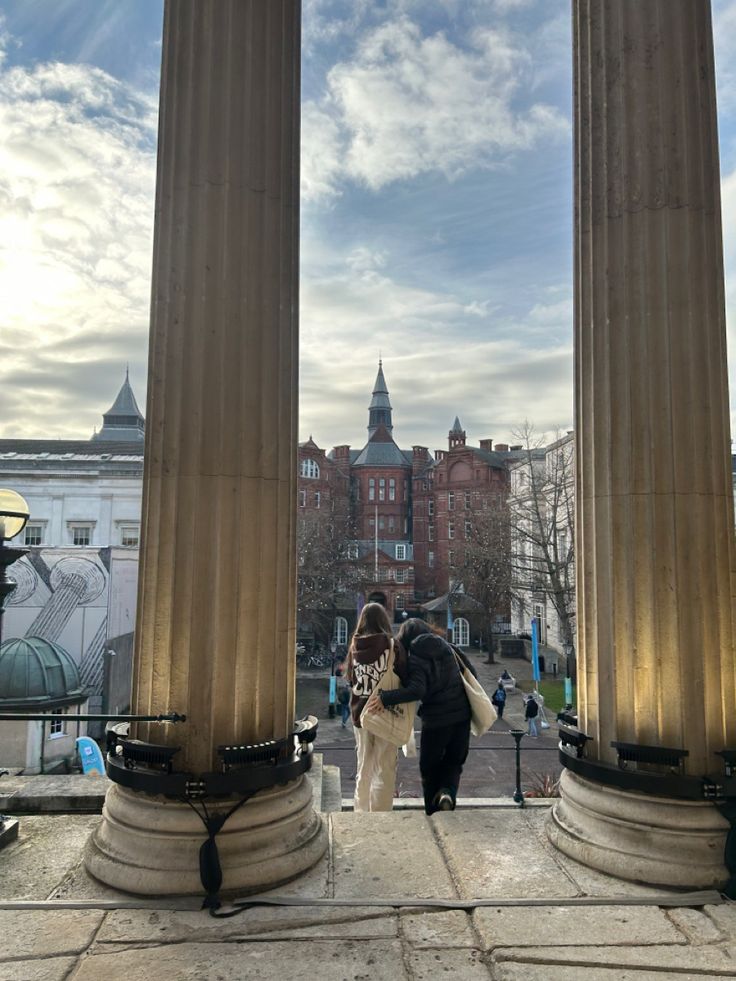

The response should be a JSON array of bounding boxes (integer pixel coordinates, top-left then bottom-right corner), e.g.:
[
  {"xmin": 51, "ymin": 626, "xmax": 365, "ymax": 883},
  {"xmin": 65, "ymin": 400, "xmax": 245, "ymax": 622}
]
[{"xmin": 0, "ymin": 374, "xmax": 144, "ymax": 738}]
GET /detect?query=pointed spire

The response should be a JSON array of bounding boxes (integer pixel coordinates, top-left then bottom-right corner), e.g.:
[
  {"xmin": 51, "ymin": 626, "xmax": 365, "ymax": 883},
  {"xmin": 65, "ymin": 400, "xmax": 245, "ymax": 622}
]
[
  {"xmin": 368, "ymin": 360, "xmax": 393, "ymax": 436},
  {"xmin": 91, "ymin": 369, "xmax": 145, "ymax": 442},
  {"xmin": 448, "ymin": 415, "xmax": 466, "ymax": 449}
]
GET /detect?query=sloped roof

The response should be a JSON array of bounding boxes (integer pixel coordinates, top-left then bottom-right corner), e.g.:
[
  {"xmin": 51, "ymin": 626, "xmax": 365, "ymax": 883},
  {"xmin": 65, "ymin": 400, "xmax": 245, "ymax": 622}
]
[
  {"xmin": 92, "ymin": 370, "xmax": 145, "ymax": 442},
  {"xmin": 353, "ymin": 425, "xmax": 411, "ymax": 467},
  {"xmin": 451, "ymin": 416, "xmax": 464, "ymax": 433}
]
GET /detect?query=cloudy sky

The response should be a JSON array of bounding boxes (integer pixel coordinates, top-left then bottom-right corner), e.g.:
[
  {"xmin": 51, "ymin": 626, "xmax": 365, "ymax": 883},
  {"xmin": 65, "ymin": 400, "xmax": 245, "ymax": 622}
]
[{"xmin": 0, "ymin": 0, "xmax": 734, "ymax": 451}]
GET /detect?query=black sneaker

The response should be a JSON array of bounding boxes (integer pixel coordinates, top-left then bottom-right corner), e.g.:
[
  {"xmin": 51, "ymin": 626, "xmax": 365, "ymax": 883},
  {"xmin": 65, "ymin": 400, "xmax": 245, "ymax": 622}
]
[{"xmin": 436, "ymin": 791, "xmax": 454, "ymax": 811}]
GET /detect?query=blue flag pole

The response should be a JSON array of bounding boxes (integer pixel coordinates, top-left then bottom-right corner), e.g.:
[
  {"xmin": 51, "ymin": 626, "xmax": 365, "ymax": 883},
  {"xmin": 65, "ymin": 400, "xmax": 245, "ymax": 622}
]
[{"xmin": 531, "ymin": 617, "xmax": 541, "ymax": 685}]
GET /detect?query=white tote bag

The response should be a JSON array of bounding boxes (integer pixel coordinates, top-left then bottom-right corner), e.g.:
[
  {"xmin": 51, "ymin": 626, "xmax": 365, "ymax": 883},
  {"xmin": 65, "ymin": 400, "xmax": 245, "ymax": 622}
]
[
  {"xmin": 453, "ymin": 651, "xmax": 496, "ymax": 737},
  {"xmin": 360, "ymin": 639, "xmax": 417, "ymax": 748}
]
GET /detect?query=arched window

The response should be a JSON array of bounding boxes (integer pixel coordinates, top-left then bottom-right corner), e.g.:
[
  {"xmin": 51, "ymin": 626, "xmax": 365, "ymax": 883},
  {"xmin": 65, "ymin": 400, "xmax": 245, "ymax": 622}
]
[
  {"xmin": 300, "ymin": 458, "xmax": 320, "ymax": 479},
  {"xmin": 453, "ymin": 617, "xmax": 470, "ymax": 648},
  {"xmin": 334, "ymin": 616, "xmax": 348, "ymax": 646}
]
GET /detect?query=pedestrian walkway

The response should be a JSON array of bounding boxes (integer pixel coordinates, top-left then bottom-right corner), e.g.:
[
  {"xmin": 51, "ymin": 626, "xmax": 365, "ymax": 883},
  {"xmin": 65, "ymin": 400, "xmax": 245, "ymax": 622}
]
[{"xmin": 1, "ymin": 805, "xmax": 733, "ymax": 979}]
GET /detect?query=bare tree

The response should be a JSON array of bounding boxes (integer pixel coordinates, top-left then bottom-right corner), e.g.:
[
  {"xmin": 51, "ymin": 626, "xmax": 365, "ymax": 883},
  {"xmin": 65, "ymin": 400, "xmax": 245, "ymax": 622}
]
[
  {"xmin": 509, "ymin": 423, "xmax": 576, "ymax": 666},
  {"xmin": 297, "ymin": 511, "xmax": 361, "ymax": 645},
  {"xmin": 448, "ymin": 496, "xmax": 512, "ymax": 663}
]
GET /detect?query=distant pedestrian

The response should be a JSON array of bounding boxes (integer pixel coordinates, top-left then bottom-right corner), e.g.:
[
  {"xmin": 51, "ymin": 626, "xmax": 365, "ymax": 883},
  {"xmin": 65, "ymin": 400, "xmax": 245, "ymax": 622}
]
[
  {"xmin": 491, "ymin": 684, "xmax": 507, "ymax": 719},
  {"xmin": 525, "ymin": 693, "xmax": 539, "ymax": 737},
  {"xmin": 337, "ymin": 681, "xmax": 351, "ymax": 727}
]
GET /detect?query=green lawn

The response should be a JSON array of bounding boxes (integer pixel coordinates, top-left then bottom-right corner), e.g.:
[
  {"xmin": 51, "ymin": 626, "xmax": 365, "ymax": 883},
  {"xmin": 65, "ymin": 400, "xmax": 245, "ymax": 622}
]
[{"xmin": 537, "ymin": 680, "xmax": 576, "ymax": 714}]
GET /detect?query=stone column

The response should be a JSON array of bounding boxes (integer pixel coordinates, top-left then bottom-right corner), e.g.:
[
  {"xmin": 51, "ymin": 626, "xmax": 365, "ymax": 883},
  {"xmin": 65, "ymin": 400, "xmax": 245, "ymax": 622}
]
[
  {"xmin": 86, "ymin": 0, "xmax": 326, "ymax": 895},
  {"xmin": 548, "ymin": 0, "xmax": 736, "ymax": 887}
]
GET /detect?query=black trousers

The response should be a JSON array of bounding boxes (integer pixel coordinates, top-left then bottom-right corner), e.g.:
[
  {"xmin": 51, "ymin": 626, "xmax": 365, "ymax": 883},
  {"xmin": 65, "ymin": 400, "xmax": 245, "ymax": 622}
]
[{"xmin": 419, "ymin": 719, "xmax": 471, "ymax": 815}]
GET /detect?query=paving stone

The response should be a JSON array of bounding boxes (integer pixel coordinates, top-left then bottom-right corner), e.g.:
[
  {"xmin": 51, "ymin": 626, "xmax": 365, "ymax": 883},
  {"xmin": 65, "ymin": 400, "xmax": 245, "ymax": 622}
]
[
  {"xmin": 667, "ymin": 906, "xmax": 725, "ymax": 944},
  {"xmin": 704, "ymin": 904, "xmax": 736, "ymax": 939},
  {"xmin": 98, "ymin": 906, "xmax": 396, "ymax": 943},
  {"xmin": 492, "ymin": 944, "xmax": 736, "ymax": 972},
  {"xmin": 331, "ymin": 812, "xmax": 456, "ymax": 899},
  {"xmin": 408, "ymin": 947, "xmax": 490, "ymax": 980},
  {"xmin": 254, "ymin": 847, "xmax": 331, "ymax": 899},
  {"xmin": 473, "ymin": 904, "xmax": 684, "ymax": 949},
  {"xmin": 0, "ymin": 815, "xmax": 101, "ymax": 900},
  {"xmin": 0, "ymin": 956, "xmax": 78, "ymax": 981},
  {"xmin": 75, "ymin": 940, "xmax": 409, "ymax": 980},
  {"xmin": 494, "ymin": 967, "xmax": 728, "ymax": 981},
  {"xmin": 0, "ymin": 909, "xmax": 104, "ymax": 960},
  {"xmin": 432, "ymin": 808, "xmax": 578, "ymax": 899},
  {"xmin": 401, "ymin": 909, "xmax": 477, "ymax": 948}
]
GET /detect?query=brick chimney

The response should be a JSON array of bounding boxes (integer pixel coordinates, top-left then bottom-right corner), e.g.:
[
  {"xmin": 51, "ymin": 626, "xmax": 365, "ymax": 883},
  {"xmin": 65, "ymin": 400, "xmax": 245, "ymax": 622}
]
[
  {"xmin": 412, "ymin": 445, "xmax": 429, "ymax": 474},
  {"xmin": 479, "ymin": 438, "xmax": 493, "ymax": 452},
  {"xmin": 495, "ymin": 443, "xmax": 509, "ymax": 452}
]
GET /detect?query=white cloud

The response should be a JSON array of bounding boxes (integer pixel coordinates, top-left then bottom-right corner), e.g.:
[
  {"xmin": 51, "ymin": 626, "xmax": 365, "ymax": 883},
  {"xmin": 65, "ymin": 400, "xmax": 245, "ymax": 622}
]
[
  {"xmin": 302, "ymin": 17, "xmax": 569, "ymax": 199},
  {"xmin": 0, "ymin": 44, "xmax": 156, "ymax": 437}
]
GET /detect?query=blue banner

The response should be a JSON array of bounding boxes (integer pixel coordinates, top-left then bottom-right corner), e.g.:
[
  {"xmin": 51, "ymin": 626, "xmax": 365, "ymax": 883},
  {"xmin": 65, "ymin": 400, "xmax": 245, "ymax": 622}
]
[
  {"xmin": 329, "ymin": 675, "xmax": 337, "ymax": 705},
  {"xmin": 76, "ymin": 736, "xmax": 105, "ymax": 776},
  {"xmin": 564, "ymin": 676, "xmax": 573, "ymax": 706},
  {"xmin": 531, "ymin": 617, "xmax": 541, "ymax": 683}
]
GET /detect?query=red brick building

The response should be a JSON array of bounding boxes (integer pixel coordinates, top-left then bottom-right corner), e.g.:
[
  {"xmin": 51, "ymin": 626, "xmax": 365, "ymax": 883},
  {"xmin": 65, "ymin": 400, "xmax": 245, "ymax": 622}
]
[{"xmin": 297, "ymin": 363, "xmax": 522, "ymax": 646}]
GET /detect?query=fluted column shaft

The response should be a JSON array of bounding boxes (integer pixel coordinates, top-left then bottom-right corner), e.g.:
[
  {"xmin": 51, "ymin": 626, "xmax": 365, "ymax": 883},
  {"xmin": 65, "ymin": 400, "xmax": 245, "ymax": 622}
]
[
  {"xmin": 134, "ymin": 0, "xmax": 300, "ymax": 772},
  {"xmin": 574, "ymin": 0, "xmax": 735, "ymax": 773}
]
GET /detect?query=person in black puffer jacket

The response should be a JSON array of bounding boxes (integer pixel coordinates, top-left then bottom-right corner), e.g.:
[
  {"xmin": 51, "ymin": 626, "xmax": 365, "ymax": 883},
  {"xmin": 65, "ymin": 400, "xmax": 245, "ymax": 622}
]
[{"xmin": 365, "ymin": 618, "xmax": 477, "ymax": 815}]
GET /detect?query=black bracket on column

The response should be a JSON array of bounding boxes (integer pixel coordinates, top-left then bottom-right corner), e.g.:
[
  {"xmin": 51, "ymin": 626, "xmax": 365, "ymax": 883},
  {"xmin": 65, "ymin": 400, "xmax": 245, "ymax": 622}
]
[{"xmin": 105, "ymin": 716, "xmax": 320, "ymax": 911}]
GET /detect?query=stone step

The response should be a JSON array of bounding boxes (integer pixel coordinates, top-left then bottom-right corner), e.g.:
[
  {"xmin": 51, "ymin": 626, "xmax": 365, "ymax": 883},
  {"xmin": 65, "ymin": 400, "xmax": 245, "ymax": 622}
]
[
  {"xmin": 306, "ymin": 752, "xmax": 323, "ymax": 812},
  {"xmin": 321, "ymin": 763, "xmax": 343, "ymax": 813},
  {"xmin": 341, "ymin": 797, "xmax": 555, "ymax": 810}
]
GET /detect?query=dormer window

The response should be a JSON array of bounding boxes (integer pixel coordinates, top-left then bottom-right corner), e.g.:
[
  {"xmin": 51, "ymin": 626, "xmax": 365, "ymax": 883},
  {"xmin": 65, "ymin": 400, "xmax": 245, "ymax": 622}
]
[{"xmin": 300, "ymin": 458, "xmax": 320, "ymax": 479}]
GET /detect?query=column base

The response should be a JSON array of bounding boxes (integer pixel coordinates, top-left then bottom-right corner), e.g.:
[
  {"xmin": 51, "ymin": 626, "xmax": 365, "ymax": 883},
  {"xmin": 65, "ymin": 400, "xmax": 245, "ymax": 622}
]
[
  {"xmin": 85, "ymin": 774, "xmax": 327, "ymax": 896},
  {"xmin": 547, "ymin": 769, "xmax": 729, "ymax": 889}
]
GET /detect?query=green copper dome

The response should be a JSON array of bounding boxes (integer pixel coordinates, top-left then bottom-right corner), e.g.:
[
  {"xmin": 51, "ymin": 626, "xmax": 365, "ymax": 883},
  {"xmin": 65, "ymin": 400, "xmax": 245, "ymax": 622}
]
[{"xmin": 0, "ymin": 636, "xmax": 86, "ymax": 709}]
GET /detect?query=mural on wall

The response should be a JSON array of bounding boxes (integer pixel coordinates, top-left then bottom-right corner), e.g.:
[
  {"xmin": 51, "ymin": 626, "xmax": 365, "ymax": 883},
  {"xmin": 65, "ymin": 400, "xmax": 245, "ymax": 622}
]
[{"xmin": 4, "ymin": 548, "xmax": 139, "ymax": 698}]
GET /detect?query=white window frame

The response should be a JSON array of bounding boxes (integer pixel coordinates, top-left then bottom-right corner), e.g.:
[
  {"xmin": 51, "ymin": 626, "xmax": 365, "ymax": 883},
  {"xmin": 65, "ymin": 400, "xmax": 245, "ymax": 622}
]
[
  {"xmin": 24, "ymin": 523, "xmax": 45, "ymax": 546},
  {"xmin": 300, "ymin": 458, "xmax": 320, "ymax": 479},
  {"xmin": 314, "ymin": 491, "xmax": 321, "ymax": 509},
  {"xmin": 68, "ymin": 523, "xmax": 94, "ymax": 546},
  {"xmin": 395, "ymin": 544, "xmax": 406, "ymax": 560},
  {"xmin": 428, "ymin": 499, "xmax": 434, "ymax": 517},
  {"xmin": 448, "ymin": 492, "xmax": 455, "ymax": 511},
  {"xmin": 464, "ymin": 491, "xmax": 471, "ymax": 510},
  {"xmin": 395, "ymin": 568, "xmax": 406, "ymax": 584},
  {"xmin": 453, "ymin": 618, "xmax": 470, "ymax": 647},
  {"xmin": 464, "ymin": 520, "xmax": 471, "ymax": 539},
  {"xmin": 428, "ymin": 524, "xmax": 434, "ymax": 541},
  {"xmin": 299, "ymin": 490, "xmax": 306, "ymax": 507},
  {"xmin": 428, "ymin": 550, "xmax": 435, "ymax": 568},
  {"xmin": 448, "ymin": 521, "xmax": 455, "ymax": 540},
  {"xmin": 389, "ymin": 478, "xmax": 396, "ymax": 501},
  {"xmin": 334, "ymin": 616, "xmax": 348, "ymax": 646},
  {"xmin": 379, "ymin": 478, "xmax": 385, "ymax": 501},
  {"xmin": 388, "ymin": 515, "xmax": 395, "ymax": 532},
  {"xmin": 369, "ymin": 478, "xmax": 375, "ymax": 501},
  {"xmin": 395, "ymin": 593, "xmax": 405, "ymax": 610},
  {"xmin": 48, "ymin": 708, "xmax": 66, "ymax": 738},
  {"xmin": 120, "ymin": 524, "xmax": 140, "ymax": 547}
]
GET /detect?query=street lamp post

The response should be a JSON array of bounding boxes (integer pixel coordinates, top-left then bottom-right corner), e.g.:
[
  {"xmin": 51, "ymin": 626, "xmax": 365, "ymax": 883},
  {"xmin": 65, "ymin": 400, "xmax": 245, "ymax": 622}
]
[
  {"xmin": 328, "ymin": 640, "xmax": 337, "ymax": 718},
  {"xmin": 509, "ymin": 729, "xmax": 526, "ymax": 806},
  {"xmin": 0, "ymin": 490, "xmax": 30, "ymax": 649}
]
